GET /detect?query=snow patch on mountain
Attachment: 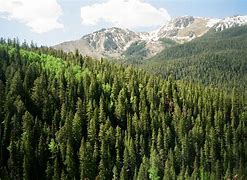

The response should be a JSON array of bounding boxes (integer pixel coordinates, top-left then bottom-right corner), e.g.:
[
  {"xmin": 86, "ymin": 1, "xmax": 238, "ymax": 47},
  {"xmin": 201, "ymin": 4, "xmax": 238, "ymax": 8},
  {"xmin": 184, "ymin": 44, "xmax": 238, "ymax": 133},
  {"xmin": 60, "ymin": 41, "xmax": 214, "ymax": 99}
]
[
  {"xmin": 214, "ymin": 15, "xmax": 247, "ymax": 31},
  {"xmin": 206, "ymin": 18, "xmax": 221, "ymax": 28},
  {"xmin": 54, "ymin": 15, "xmax": 247, "ymax": 60}
]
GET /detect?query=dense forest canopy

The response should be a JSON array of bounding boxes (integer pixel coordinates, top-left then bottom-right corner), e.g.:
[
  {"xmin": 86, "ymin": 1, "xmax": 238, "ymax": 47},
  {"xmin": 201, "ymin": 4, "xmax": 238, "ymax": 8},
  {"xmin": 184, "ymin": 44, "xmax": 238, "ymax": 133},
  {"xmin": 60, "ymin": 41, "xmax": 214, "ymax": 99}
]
[{"xmin": 0, "ymin": 38, "xmax": 246, "ymax": 180}]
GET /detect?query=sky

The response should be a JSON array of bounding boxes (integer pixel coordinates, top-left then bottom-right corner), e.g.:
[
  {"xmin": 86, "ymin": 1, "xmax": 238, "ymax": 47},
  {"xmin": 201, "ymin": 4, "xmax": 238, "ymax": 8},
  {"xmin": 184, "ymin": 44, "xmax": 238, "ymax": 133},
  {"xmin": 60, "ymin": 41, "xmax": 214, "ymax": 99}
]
[{"xmin": 0, "ymin": 0, "xmax": 246, "ymax": 46}]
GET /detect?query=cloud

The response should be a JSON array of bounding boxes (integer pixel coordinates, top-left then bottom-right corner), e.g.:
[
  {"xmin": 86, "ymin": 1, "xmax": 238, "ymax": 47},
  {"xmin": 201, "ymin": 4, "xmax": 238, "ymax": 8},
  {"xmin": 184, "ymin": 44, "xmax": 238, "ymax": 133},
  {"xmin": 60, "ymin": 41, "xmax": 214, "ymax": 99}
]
[
  {"xmin": 0, "ymin": 0, "xmax": 64, "ymax": 33},
  {"xmin": 80, "ymin": 0, "xmax": 171, "ymax": 29}
]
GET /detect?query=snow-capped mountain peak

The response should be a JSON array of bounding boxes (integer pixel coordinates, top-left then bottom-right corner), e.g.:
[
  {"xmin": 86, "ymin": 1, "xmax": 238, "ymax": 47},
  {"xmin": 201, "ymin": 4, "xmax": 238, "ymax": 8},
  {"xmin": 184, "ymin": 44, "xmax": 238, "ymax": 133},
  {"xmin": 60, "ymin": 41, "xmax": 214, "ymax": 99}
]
[
  {"xmin": 213, "ymin": 15, "xmax": 247, "ymax": 31},
  {"xmin": 81, "ymin": 27, "xmax": 140, "ymax": 53},
  {"xmin": 54, "ymin": 15, "xmax": 247, "ymax": 60},
  {"xmin": 156, "ymin": 16, "xmax": 214, "ymax": 42},
  {"xmin": 206, "ymin": 18, "xmax": 221, "ymax": 28}
]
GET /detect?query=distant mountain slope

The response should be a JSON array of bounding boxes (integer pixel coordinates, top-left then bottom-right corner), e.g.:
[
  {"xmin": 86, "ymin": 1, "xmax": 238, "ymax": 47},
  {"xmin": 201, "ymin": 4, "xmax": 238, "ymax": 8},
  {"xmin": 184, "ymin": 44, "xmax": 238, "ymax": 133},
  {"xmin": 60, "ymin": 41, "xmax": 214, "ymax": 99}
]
[
  {"xmin": 150, "ymin": 25, "xmax": 247, "ymax": 60},
  {"xmin": 144, "ymin": 25, "xmax": 247, "ymax": 89},
  {"xmin": 53, "ymin": 39, "xmax": 102, "ymax": 58},
  {"xmin": 54, "ymin": 15, "xmax": 247, "ymax": 60},
  {"xmin": 54, "ymin": 26, "xmax": 165, "ymax": 59},
  {"xmin": 156, "ymin": 16, "xmax": 218, "ymax": 42},
  {"xmin": 82, "ymin": 27, "xmax": 140, "ymax": 58},
  {"xmin": 213, "ymin": 15, "xmax": 247, "ymax": 31},
  {"xmin": 54, "ymin": 27, "xmax": 140, "ymax": 59}
]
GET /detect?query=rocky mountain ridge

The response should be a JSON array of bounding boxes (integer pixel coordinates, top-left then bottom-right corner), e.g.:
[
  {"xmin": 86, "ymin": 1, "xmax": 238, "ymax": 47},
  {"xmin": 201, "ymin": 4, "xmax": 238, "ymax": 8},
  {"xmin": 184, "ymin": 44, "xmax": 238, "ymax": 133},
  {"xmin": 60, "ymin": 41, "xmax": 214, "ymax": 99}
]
[{"xmin": 54, "ymin": 15, "xmax": 247, "ymax": 59}]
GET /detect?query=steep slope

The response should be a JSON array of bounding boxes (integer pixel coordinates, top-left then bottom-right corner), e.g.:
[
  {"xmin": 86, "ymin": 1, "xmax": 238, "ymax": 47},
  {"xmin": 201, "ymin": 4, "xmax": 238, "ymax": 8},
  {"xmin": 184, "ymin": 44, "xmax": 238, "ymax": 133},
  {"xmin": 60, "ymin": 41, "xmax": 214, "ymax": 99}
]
[
  {"xmin": 82, "ymin": 27, "xmax": 140, "ymax": 57},
  {"xmin": 54, "ymin": 15, "xmax": 247, "ymax": 60},
  {"xmin": 213, "ymin": 15, "xmax": 247, "ymax": 31},
  {"xmin": 144, "ymin": 25, "xmax": 247, "ymax": 89},
  {"xmin": 156, "ymin": 16, "xmax": 220, "ymax": 42},
  {"xmin": 54, "ymin": 16, "xmax": 219, "ymax": 59},
  {"xmin": 54, "ymin": 27, "xmax": 140, "ymax": 59},
  {"xmin": 53, "ymin": 39, "xmax": 101, "ymax": 58}
]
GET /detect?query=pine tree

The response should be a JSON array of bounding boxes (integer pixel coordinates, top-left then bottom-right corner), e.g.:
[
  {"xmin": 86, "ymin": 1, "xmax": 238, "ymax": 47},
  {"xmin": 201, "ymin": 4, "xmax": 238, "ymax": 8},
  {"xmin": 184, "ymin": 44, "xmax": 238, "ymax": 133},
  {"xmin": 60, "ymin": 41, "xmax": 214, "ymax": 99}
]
[
  {"xmin": 79, "ymin": 138, "xmax": 95, "ymax": 179},
  {"xmin": 64, "ymin": 140, "xmax": 76, "ymax": 179},
  {"xmin": 72, "ymin": 111, "xmax": 82, "ymax": 146},
  {"xmin": 148, "ymin": 147, "xmax": 160, "ymax": 180},
  {"xmin": 22, "ymin": 111, "xmax": 34, "ymax": 180},
  {"xmin": 115, "ymin": 87, "xmax": 128, "ymax": 127},
  {"xmin": 112, "ymin": 165, "xmax": 119, "ymax": 180},
  {"xmin": 137, "ymin": 156, "xmax": 149, "ymax": 180},
  {"xmin": 52, "ymin": 156, "xmax": 60, "ymax": 180}
]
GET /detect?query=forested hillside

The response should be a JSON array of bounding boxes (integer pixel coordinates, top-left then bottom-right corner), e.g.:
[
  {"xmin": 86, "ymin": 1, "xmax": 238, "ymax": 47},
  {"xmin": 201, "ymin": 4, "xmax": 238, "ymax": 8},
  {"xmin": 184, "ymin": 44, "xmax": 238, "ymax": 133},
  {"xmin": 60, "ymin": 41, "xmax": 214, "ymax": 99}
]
[
  {"xmin": 143, "ymin": 25, "xmax": 247, "ymax": 89},
  {"xmin": 0, "ymin": 39, "xmax": 247, "ymax": 179}
]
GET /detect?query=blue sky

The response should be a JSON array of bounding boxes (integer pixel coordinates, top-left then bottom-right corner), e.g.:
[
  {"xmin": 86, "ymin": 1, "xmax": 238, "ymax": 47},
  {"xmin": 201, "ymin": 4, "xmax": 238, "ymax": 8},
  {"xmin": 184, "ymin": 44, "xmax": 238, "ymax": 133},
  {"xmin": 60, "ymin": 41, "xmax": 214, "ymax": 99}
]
[{"xmin": 0, "ymin": 0, "xmax": 246, "ymax": 46}]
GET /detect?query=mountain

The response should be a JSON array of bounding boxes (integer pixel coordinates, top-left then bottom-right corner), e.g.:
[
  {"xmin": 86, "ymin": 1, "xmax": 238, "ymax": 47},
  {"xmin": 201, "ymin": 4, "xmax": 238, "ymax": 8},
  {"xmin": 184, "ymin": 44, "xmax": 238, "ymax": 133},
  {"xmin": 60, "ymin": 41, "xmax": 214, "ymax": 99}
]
[
  {"xmin": 155, "ymin": 16, "xmax": 218, "ymax": 42},
  {"xmin": 53, "ymin": 27, "xmax": 140, "ymax": 59},
  {"xmin": 81, "ymin": 27, "xmax": 141, "ymax": 58},
  {"xmin": 213, "ymin": 15, "xmax": 247, "ymax": 31},
  {"xmin": 54, "ymin": 15, "xmax": 247, "ymax": 60},
  {"xmin": 143, "ymin": 25, "xmax": 247, "ymax": 89},
  {"xmin": 123, "ymin": 16, "xmax": 219, "ymax": 59},
  {"xmin": 54, "ymin": 27, "xmax": 153, "ymax": 59}
]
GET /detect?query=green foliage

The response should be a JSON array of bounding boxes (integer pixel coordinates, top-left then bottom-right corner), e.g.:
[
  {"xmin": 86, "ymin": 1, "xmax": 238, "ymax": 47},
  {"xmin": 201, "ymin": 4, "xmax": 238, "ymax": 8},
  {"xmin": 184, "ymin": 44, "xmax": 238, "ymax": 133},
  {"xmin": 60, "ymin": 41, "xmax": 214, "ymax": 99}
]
[
  {"xmin": 48, "ymin": 139, "xmax": 58, "ymax": 155},
  {"xmin": 123, "ymin": 41, "xmax": 148, "ymax": 60},
  {"xmin": 159, "ymin": 38, "xmax": 177, "ymax": 47},
  {"xmin": 143, "ymin": 25, "xmax": 247, "ymax": 90},
  {"xmin": 0, "ymin": 39, "xmax": 246, "ymax": 180}
]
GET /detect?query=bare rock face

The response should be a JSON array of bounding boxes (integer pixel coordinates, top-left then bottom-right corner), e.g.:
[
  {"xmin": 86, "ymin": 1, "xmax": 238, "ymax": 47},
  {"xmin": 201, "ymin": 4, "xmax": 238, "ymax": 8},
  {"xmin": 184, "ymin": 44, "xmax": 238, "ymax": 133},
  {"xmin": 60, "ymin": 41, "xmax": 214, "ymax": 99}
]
[
  {"xmin": 54, "ymin": 15, "xmax": 247, "ymax": 60},
  {"xmin": 82, "ymin": 27, "xmax": 140, "ymax": 54},
  {"xmin": 157, "ymin": 16, "xmax": 216, "ymax": 42},
  {"xmin": 54, "ymin": 27, "xmax": 141, "ymax": 59}
]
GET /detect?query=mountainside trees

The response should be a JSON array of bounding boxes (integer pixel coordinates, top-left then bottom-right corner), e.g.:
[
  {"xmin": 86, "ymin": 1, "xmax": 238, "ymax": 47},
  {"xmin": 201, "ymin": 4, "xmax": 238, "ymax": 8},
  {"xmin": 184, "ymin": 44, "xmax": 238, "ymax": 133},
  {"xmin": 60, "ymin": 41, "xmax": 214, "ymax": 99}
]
[
  {"xmin": 0, "ymin": 39, "xmax": 246, "ymax": 179},
  {"xmin": 143, "ymin": 25, "xmax": 247, "ymax": 90}
]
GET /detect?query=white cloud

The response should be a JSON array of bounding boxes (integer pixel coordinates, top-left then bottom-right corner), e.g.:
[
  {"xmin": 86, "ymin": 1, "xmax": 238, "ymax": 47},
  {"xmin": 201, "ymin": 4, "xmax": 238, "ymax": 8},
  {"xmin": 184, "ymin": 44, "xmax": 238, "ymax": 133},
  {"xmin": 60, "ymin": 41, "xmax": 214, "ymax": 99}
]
[
  {"xmin": 0, "ymin": 0, "xmax": 64, "ymax": 33},
  {"xmin": 81, "ymin": 0, "xmax": 171, "ymax": 29}
]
